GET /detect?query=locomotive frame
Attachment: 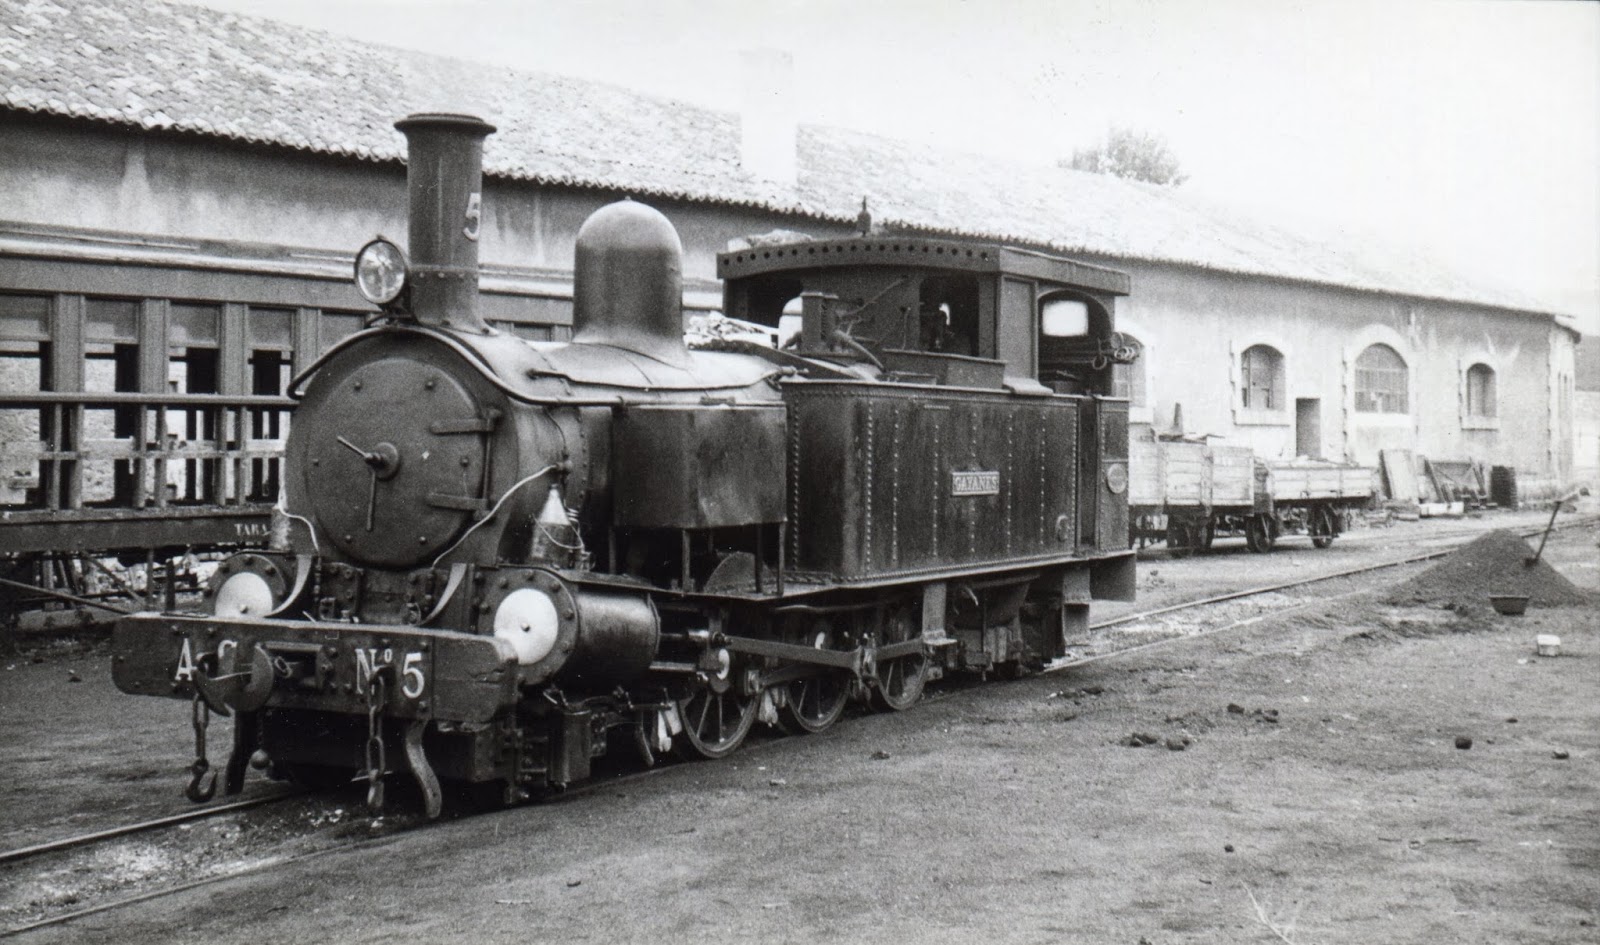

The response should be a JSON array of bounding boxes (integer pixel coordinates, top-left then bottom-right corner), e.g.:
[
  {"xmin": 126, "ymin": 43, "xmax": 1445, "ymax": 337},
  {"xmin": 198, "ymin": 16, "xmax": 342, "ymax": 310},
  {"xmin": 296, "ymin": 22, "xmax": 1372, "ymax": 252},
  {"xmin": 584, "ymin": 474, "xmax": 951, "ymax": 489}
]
[{"xmin": 108, "ymin": 113, "xmax": 1137, "ymax": 816}]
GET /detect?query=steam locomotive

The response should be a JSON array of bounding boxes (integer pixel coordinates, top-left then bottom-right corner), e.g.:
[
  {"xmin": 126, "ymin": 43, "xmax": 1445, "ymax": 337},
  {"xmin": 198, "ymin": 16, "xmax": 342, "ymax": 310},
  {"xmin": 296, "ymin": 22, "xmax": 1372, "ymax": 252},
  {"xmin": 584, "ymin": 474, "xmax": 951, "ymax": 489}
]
[{"xmin": 111, "ymin": 114, "xmax": 1136, "ymax": 816}]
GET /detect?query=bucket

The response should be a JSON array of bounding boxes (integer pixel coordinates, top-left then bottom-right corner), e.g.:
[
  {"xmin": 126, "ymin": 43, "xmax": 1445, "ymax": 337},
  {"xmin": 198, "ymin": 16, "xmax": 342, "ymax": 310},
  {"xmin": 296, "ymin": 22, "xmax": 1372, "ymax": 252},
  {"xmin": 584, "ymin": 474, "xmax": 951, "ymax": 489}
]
[{"xmin": 1488, "ymin": 594, "xmax": 1529, "ymax": 616}]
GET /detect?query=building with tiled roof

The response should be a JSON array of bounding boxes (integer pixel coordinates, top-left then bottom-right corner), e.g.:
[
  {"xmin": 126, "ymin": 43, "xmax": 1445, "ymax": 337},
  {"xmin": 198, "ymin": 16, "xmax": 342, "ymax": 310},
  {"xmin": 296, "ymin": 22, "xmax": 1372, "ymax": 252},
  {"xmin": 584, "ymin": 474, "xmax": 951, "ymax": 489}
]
[{"xmin": 0, "ymin": 0, "xmax": 1584, "ymax": 487}]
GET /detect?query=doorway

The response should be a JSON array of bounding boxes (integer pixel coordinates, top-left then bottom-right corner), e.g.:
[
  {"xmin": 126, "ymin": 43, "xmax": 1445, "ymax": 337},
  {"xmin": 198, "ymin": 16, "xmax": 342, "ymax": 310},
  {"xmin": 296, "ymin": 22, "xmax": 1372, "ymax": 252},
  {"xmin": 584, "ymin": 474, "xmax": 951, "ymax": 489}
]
[{"xmin": 1295, "ymin": 398, "xmax": 1321, "ymax": 459}]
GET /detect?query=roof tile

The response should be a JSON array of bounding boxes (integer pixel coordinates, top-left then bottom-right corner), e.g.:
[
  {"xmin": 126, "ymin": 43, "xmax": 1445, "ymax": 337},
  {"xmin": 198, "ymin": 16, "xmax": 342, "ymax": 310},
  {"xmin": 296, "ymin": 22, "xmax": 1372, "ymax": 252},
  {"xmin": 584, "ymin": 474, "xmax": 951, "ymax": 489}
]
[{"xmin": 0, "ymin": 0, "xmax": 1568, "ymax": 318}]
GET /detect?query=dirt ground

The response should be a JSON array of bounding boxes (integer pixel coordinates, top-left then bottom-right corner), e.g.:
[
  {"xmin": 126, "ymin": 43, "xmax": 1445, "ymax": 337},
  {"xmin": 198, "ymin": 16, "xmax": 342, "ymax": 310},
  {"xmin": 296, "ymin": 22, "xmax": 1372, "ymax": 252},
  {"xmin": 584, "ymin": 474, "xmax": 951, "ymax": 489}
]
[{"xmin": 3, "ymin": 511, "xmax": 1597, "ymax": 944}]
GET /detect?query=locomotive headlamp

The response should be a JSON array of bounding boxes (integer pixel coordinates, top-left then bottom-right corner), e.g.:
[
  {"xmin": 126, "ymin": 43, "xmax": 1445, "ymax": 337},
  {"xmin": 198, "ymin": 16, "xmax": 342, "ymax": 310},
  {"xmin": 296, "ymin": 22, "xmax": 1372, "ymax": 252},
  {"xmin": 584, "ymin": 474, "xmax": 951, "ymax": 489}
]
[
  {"xmin": 493, "ymin": 588, "xmax": 561, "ymax": 665},
  {"xmin": 354, "ymin": 237, "xmax": 409, "ymax": 306},
  {"xmin": 206, "ymin": 553, "xmax": 298, "ymax": 618},
  {"xmin": 212, "ymin": 571, "xmax": 276, "ymax": 618}
]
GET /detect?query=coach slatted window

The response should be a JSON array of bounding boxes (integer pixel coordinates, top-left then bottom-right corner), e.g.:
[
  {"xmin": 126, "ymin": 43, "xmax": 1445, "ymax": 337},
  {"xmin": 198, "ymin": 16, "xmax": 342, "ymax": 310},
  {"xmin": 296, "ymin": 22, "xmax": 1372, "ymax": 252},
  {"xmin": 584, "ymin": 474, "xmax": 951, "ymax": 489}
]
[
  {"xmin": 1355, "ymin": 343, "xmax": 1408, "ymax": 413},
  {"xmin": 1240, "ymin": 344, "xmax": 1284, "ymax": 410}
]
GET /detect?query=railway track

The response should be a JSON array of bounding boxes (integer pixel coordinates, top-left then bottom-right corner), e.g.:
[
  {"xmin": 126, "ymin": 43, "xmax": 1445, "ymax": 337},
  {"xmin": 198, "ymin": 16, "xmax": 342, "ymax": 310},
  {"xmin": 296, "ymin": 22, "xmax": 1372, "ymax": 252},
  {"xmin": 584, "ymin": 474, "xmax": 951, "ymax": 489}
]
[
  {"xmin": 4, "ymin": 512, "xmax": 1592, "ymax": 938},
  {"xmin": 0, "ymin": 792, "xmax": 299, "ymax": 868},
  {"xmin": 1069, "ymin": 513, "xmax": 1597, "ymax": 669}
]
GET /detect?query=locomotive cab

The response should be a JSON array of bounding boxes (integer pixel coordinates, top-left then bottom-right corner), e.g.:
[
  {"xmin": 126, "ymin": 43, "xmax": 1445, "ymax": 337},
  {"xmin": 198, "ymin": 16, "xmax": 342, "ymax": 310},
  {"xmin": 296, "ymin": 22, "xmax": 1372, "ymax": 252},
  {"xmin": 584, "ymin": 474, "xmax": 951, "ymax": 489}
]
[{"xmin": 718, "ymin": 237, "xmax": 1132, "ymax": 394}]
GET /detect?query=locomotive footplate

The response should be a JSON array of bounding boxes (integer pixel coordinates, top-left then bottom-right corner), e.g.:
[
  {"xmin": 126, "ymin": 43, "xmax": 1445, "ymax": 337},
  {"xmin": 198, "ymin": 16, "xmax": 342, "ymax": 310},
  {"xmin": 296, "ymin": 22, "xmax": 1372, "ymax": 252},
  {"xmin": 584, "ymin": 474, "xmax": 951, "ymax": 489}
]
[{"xmin": 111, "ymin": 614, "xmax": 519, "ymax": 724}]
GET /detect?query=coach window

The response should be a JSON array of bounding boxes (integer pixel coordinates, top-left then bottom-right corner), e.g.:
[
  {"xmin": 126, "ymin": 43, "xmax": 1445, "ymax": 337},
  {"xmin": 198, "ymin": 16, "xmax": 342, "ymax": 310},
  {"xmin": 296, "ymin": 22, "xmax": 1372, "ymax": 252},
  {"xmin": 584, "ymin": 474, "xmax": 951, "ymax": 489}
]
[
  {"xmin": 1240, "ymin": 344, "xmax": 1285, "ymax": 411},
  {"xmin": 249, "ymin": 308, "xmax": 294, "ymax": 501},
  {"xmin": 169, "ymin": 304, "xmax": 222, "ymax": 502},
  {"xmin": 1354, "ymin": 343, "xmax": 1408, "ymax": 413},
  {"xmin": 1465, "ymin": 363, "xmax": 1496, "ymax": 419},
  {"xmin": 0, "ymin": 294, "xmax": 50, "ymax": 507},
  {"xmin": 84, "ymin": 299, "xmax": 141, "ymax": 505}
]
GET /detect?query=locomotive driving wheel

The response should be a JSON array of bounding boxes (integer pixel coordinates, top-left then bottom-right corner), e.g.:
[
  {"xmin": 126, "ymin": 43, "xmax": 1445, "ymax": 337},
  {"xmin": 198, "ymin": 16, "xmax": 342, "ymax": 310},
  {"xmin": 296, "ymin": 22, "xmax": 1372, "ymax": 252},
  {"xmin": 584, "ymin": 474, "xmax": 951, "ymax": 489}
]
[
  {"xmin": 870, "ymin": 607, "xmax": 928, "ymax": 712},
  {"xmin": 777, "ymin": 621, "xmax": 850, "ymax": 734},
  {"xmin": 676, "ymin": 655, "xmax": 758, "ymax": 760}
]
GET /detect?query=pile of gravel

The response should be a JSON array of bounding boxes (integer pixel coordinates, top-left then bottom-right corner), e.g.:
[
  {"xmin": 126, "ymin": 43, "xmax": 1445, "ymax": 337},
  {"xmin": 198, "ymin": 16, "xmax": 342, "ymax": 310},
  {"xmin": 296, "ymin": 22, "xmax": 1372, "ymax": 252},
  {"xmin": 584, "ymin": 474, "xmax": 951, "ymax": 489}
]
[{"xmin": 1384, "ymin": 529, "xmax": 1591, "ymax": 609}]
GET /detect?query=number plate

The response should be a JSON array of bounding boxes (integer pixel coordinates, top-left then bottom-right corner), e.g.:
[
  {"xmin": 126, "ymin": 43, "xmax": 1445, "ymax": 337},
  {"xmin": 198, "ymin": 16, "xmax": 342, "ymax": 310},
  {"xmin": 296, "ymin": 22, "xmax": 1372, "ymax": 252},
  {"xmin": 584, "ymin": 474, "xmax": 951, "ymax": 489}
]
[{"xmin": 111, "ymin": 614, "xmax": 516, "ymax": 723}]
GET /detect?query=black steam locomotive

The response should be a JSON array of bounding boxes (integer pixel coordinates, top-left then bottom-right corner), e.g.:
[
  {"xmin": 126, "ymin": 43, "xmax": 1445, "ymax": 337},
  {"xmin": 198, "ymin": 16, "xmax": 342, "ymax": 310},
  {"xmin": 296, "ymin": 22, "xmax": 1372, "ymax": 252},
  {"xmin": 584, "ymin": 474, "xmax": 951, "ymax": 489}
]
[{"xmin": 111, "ymin": 114, "xmax": 1136, "ymax": 815}]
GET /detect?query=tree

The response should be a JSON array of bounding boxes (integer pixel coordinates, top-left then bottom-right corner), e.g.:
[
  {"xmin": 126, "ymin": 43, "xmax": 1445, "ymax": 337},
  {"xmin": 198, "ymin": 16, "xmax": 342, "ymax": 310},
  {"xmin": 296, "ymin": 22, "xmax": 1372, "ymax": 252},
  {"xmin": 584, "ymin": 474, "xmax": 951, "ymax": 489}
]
[{"xmin": 1064, "ymin": 127, "xmax": 1188, "ymax": 186}]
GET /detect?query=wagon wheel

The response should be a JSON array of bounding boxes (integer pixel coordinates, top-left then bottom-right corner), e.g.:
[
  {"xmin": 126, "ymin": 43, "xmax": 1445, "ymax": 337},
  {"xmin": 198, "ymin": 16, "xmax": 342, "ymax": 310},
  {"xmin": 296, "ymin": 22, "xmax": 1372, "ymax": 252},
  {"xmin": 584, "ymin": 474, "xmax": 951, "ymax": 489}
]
[
  {"xmin": 676, "ymin": 676, "xmax": 759, "ymax": 760},
  {"xmin": 1165, "ymin": 521, "xmax": 1196, "ymax": 559},
  {"xmin": 1245, "ymin": 515, "xmax": 1276, "ymax": 554},
  {"xmin": 870, "ymin": 608, "xmax": 928, "ymax": 712},
  {"xmin": 1310, "ymin": 506, "xmax": 1336, "ymax": 549},
  {"xmin": 777, "ymin": 622, "xmax": 850, "ymax": 734}
]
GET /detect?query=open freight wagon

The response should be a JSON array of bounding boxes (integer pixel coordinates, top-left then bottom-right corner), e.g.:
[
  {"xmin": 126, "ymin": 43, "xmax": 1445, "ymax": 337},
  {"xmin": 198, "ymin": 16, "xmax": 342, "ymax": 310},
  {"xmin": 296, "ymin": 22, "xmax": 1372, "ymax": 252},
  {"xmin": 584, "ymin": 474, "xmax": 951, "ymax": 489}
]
[{"xmin": 1129, "ymin": 431, "xmax": 1375, "ymax": 555}]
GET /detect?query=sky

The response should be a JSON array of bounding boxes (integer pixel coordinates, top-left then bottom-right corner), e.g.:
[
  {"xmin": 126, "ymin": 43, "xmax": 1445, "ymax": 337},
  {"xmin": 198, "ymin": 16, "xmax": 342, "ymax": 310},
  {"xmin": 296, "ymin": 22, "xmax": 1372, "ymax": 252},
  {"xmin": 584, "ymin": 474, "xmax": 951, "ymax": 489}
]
[{"xmin": 190, "ymin": 0, "xmax": 1600, "ymax": 331}]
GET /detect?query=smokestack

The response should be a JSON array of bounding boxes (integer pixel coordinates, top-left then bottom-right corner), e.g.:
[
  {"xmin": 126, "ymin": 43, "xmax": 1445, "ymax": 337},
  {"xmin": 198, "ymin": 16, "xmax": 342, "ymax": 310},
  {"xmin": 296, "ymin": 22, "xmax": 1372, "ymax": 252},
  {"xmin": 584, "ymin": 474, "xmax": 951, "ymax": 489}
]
[
  {"xmin": 738, "ymin": 49, "xmax": 797, "ymax": 187},
  {"xmin": 394, "ymin": 113, "xmax": 497, "ymax": 333}
]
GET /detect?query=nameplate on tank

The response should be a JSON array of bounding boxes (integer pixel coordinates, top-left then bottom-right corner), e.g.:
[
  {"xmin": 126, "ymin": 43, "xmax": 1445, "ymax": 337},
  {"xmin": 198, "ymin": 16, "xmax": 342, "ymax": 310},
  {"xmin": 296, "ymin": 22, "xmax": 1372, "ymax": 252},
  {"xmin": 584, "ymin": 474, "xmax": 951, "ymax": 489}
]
[{"xmin": 951, "ymin": 470, "xmax": 1000, "ymax": 497}]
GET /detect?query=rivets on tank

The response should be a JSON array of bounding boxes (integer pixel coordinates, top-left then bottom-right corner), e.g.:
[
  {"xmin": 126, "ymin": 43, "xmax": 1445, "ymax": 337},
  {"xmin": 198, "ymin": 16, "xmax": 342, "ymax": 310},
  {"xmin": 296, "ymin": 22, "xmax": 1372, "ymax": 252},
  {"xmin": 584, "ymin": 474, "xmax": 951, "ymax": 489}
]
[
  {"xmin": 353, "ymin": 380, "xmax": 362, "ymax": 391},
  {"xmin": 344, "ymin": 534, "xmax": 354, "ymax": 542},
  {"xmin": 425, "ymin": 378, "xmax": 436, "ymax": 390},
  {"xmin": 418, "ymin": 536, "xmax": 428, "ymax": 544}
]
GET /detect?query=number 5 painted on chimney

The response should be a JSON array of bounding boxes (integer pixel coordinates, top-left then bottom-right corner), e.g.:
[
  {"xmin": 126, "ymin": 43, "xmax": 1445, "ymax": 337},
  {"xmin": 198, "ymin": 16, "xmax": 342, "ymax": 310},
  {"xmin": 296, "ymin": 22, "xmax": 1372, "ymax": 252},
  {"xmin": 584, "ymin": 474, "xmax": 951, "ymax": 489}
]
[{"xmin": 463, "ymin": 192, "xmax": 482, "ymax": 242}]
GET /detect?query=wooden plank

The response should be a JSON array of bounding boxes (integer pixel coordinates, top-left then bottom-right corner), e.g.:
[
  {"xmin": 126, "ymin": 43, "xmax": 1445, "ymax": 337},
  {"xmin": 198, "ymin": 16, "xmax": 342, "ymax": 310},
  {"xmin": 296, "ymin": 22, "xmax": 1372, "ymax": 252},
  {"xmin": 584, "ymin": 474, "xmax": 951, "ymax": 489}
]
[
  {"xmin": 1209, "ymin": 445, "xmax": 1254, "ymax": 505},
  {"xmin": 1128, "ymin": 432, "xmax": 1162, "ymax": 506},
  {"xmin": 1380, "ymin": 449, "xmax": 1419, "ymax": 502}
]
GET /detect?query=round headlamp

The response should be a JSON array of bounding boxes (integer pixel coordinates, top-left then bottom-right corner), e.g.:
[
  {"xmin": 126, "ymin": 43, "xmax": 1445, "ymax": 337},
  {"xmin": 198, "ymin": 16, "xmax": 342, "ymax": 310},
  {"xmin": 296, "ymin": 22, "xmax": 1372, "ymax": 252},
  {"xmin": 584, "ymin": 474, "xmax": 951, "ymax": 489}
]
[
  {"xmin": 206, "ymin": 553, "xmax": 299, "ymax": 618},
  {"xmin": 354, "ymin": 237, "xmax": 408, "ymax": 306},
  {"xmin": 493, "ymin": 588, "xmax": 561, "ymax": 665},
  {"xmin": 213, "ymin": 571, "xmax": 275, "ymax": 618}
]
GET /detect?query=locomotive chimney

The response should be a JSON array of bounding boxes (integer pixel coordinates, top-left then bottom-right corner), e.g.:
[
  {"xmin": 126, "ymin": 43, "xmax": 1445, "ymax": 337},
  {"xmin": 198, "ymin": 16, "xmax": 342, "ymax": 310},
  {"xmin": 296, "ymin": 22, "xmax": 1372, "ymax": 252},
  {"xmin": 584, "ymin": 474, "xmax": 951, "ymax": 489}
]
[
  {"xmin": 571, "ymin": 199, "xmax": 690, "ymax": 366},
  {"xmin": 394, "ymin": 112, "xmax": 497, "ymax": 334}
]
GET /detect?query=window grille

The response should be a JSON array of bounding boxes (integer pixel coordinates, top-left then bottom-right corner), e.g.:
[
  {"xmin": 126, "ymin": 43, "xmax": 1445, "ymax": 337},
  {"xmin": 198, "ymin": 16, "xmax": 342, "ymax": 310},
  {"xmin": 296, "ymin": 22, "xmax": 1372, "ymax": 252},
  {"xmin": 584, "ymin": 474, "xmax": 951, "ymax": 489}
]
[{"xmin": 1354, "ymin": 344, "xmax": 1408, "ymax": 413}]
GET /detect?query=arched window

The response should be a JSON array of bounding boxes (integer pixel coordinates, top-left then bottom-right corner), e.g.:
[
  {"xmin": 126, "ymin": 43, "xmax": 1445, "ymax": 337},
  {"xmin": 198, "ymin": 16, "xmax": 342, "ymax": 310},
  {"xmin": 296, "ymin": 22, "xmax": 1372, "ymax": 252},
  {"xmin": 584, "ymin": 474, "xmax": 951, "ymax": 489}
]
[
  {"xmin": 1465, "ymin": 363, "xmax": 1496, "ymax": 418},
  {"xmin": 1240, "ymin": 344, "xmax": 1285, "ymax": 410},
  {"xmin": 1355, "ymin": 343, "xmax": 1408, "ymax": 413},
  {"xmin": 1111, "ymin": 335, "xmax": 1146, "ymax": 407}
]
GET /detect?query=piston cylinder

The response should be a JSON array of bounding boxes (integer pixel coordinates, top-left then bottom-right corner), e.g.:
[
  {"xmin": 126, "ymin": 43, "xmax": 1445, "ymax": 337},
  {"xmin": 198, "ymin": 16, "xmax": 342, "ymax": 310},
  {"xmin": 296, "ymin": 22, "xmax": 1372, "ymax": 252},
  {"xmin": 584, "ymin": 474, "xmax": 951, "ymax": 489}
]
[{"xmin": 560, "ymin": 588, "xmax": 661, "ymax": 688}]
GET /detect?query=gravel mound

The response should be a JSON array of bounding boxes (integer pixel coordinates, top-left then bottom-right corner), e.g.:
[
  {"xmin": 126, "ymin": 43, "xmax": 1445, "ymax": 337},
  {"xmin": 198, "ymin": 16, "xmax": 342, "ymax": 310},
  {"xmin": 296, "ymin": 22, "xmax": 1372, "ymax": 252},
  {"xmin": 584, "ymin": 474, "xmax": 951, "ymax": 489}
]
[{"xmin": 1385, "ymin": 529, "xmax": 1591, "ymax": 609}]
